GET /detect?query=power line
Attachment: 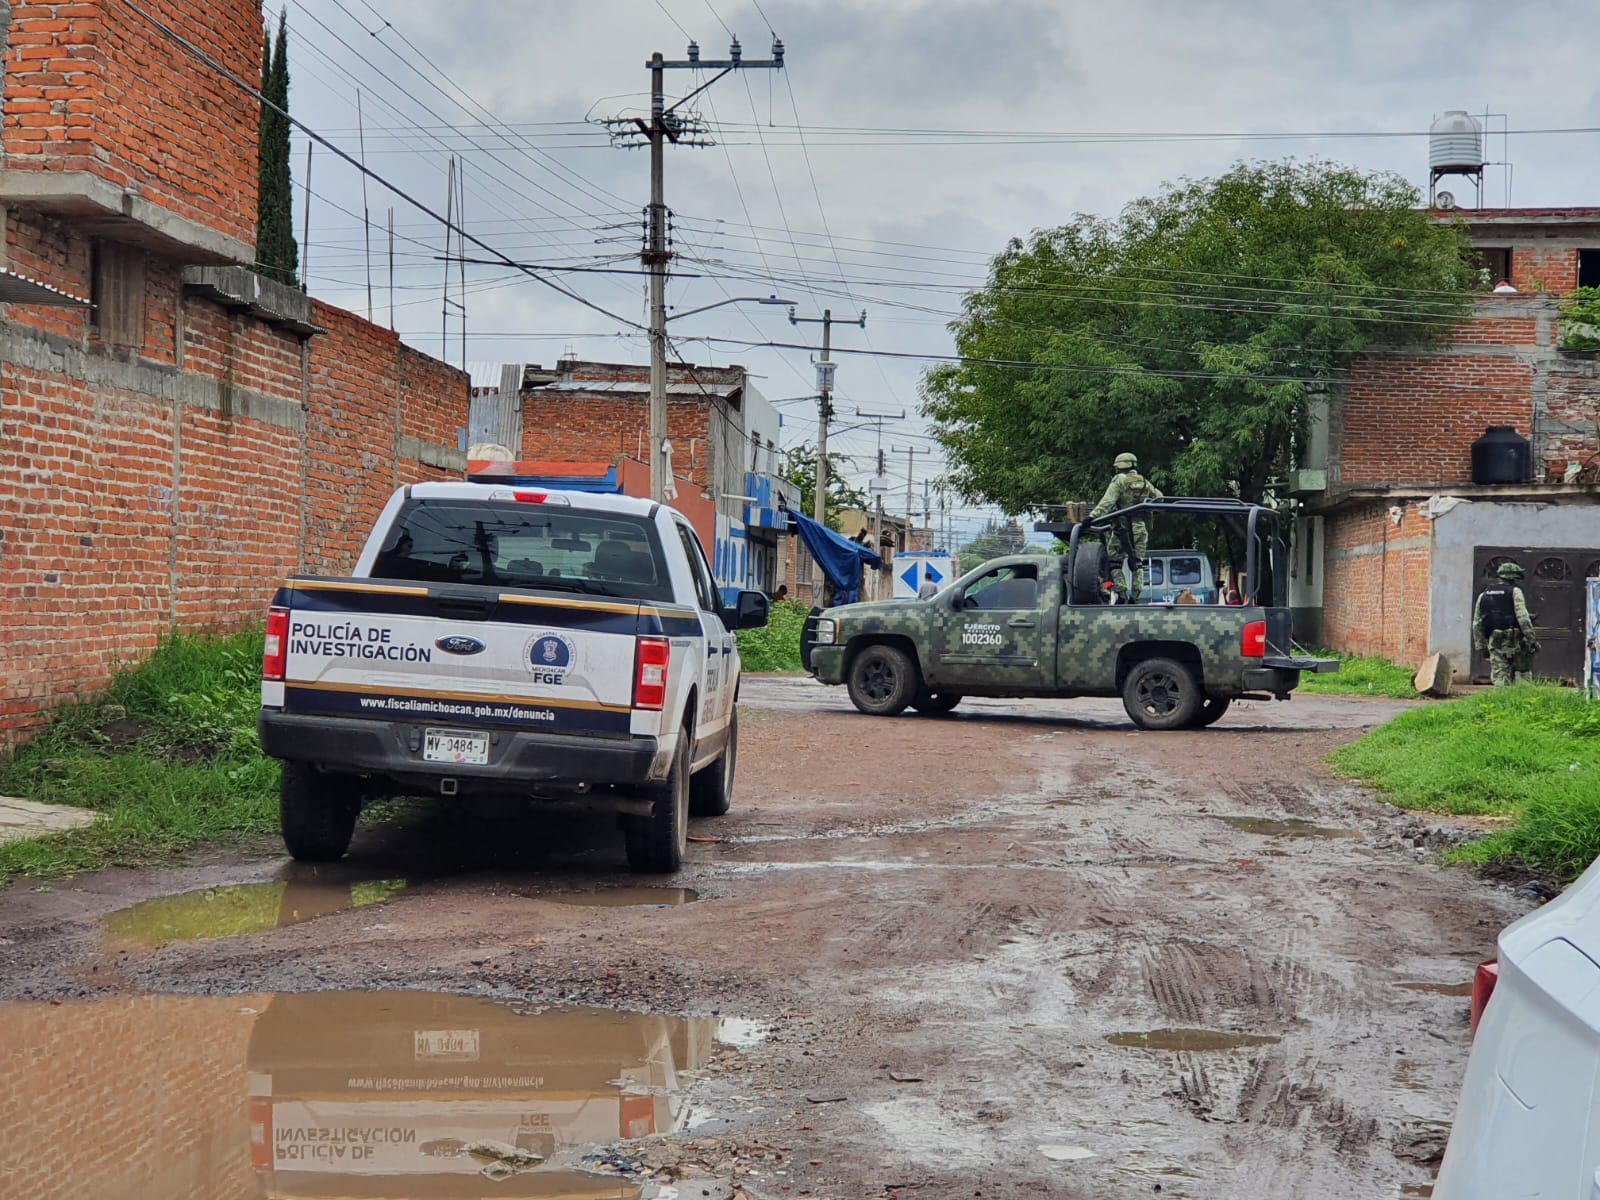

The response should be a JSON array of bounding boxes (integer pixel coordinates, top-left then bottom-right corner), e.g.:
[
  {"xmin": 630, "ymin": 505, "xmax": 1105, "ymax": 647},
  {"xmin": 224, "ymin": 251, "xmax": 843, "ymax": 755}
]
[{"xmin": 123, "ymin": 0, "xmax": 644, "ymax": 331}]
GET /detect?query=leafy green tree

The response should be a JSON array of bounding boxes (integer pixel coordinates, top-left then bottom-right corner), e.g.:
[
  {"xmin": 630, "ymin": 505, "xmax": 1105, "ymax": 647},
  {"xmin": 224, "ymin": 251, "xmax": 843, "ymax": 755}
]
[
  {"xmin": 256, "ymin": 9, "xmax": 298, "ymax": 286},
  {"xmin": 957, "ymin": 517, "xmax": 1026, "ymax": 563},
  {"xmin": 783, "ymin": 444, "xmax": 867, "ymax": 530},
  {"xmin": 923, "ymin": 161, "xmax": 1479, "ymax": 507}
]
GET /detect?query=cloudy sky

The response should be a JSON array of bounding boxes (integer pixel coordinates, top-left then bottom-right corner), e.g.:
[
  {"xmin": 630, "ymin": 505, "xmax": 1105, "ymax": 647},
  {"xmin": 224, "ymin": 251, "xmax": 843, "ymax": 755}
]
[{"xmin": 285, "ymin": 0, "xmax": 1600, "ymax": 542}]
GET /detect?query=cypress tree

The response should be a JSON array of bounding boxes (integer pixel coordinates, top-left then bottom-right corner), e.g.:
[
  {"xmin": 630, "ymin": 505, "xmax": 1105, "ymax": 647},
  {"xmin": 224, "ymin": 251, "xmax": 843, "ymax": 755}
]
[{"xmin": 255, "ymin": 9, "xmax": 298, "ymax": 286}]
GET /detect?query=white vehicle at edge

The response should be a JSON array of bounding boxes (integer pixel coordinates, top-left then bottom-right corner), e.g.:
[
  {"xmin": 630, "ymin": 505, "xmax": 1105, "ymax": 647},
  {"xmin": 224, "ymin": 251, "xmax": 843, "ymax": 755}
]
[
  {"xmin": 257, "ymin": 481, "xmax": 769, "ymax": 874},
  {"xmin": 1435, "ymin": 853, "xmax": 1600, "ymax": 1198}
]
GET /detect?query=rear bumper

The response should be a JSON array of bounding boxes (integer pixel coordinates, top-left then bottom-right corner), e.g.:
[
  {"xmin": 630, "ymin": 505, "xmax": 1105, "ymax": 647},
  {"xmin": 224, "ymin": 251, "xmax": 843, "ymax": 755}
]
[
  {"xmin": 810, "ymin": 645, "xmax": 845, "ymax": 685},
  {"xmin": 1263, "ymin": 655, "xmax": 1340, "ymax": 673},
  {"xmin": 258, "ymin": 709, "xmax": 660, "ymax": 793},
  {"xmin": 1241, "ymin": 667, "xmax": 1303, "ymax": 694}
]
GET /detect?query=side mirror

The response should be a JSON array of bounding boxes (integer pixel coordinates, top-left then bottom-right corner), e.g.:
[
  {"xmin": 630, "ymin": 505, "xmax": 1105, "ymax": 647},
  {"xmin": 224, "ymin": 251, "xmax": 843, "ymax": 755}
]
[{"xmin": 729, "ymin": 590, "xmax": 769, "ymax": 630}]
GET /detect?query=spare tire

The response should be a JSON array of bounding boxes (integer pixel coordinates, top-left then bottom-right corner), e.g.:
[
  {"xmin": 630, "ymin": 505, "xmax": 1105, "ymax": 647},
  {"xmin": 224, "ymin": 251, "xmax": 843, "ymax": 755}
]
[{"xmin": 1070, "ymin": 541, "xmax": 1112, "ymax": 605}]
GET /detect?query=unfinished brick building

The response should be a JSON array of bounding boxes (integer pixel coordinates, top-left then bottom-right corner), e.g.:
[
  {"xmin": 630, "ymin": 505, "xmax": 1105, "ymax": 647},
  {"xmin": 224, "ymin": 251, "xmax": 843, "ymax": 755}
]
[
  {"xmin": 1292, "ymin": 209, "xmax": 1600, "ymax": 683},
  {"xmin": 0, "ymin": 0, "xmax": 468, "ymax": 744}
]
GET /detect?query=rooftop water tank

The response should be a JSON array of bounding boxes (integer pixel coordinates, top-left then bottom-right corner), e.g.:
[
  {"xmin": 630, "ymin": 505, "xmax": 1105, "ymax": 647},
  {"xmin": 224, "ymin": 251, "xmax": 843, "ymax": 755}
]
[
  {"xmin": 1430, "ymin": 110, "xmax": 1485, "ymax": 174},
  {"xmin": 1471, "ymin": 426, "xmax": 1530, "ymax": 485}
]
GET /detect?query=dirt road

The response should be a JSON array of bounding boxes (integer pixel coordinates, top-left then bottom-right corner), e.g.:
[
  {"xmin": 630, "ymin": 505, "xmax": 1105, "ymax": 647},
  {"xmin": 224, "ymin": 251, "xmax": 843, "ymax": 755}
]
[{"xmin": 0, "ymin": 680, "xmax": 1523, "ymax": 1199}]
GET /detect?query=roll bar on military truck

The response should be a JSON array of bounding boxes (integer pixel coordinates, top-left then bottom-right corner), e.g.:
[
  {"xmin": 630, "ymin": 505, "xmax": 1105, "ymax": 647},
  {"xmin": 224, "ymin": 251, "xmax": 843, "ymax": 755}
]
[{"xmin": 805, "ymin": 497, "xmax": 1337, "ymax": 731}]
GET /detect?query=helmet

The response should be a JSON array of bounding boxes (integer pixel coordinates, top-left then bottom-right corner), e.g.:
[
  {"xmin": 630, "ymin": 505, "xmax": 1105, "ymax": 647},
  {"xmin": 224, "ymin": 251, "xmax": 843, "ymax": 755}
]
[
  {"xmin": 1114, "ymin": 452, "xmax": 1138, "ymax": 471},
  {"xmin": 1497, "ymin": 561, "xmax": 1525, "ymax": 580}
]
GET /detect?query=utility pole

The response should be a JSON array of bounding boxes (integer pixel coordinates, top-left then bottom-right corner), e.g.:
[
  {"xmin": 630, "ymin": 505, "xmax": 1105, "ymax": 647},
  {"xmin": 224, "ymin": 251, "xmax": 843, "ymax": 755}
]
[
  {"xmin": 789, "ymin": 307, "xmax": 866, "ymax": 525},
  {"xmin": 893, "ymin": 446, "xmax": 916, "ymax": 549},
  {"xmin": 609, "ymin": 37, "xmax": 785, "ymax": 503}
]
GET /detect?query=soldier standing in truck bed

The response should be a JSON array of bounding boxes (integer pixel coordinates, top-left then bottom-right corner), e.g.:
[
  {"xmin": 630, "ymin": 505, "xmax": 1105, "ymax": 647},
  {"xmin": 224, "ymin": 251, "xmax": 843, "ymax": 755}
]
[
  {"xmin": 1474, "ymin": 561, "xmax": 1540, "ymax": 686},
  {"xmin": 1091, "ymin": 452, "xmax": 1162, "ymax": 602}
]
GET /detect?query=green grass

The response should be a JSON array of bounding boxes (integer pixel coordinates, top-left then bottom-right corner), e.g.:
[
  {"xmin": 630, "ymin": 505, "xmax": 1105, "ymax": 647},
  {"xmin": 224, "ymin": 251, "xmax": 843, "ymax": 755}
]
[
  {"xmin": 737, "ymin": 599, "xmax": 810, "ymax": 673},
  {"xmin": 1330, "ymin": 684, "xmax": 1600, "ymax": 879},
  {"xmin": 1296, "ymin": 650, "xmax": 1419, "ymax": 698},
  {"xmin": 0, "ymin": 630, "xmax": 280, "ymax": 884}
]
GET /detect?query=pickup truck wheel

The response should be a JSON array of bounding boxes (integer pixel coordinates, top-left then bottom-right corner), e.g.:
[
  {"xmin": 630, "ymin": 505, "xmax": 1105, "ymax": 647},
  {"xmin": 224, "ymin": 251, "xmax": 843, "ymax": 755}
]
[
  {"xmin": 690, "ymin": 710, "xmax": 737, "ymax": 817},
  {"xmin": 279, "ymin": 761, "xmax": 360, "ymax": 862},
  {"xmin": 625, "ymin": 726, "xmax": 690, "ymax": 873},
  {"xmin": 1190, "ymin": 695, "xmax": 1231, "ymax": 728},
  {"xmin": 847, "ymin": 645, "xmax": 919, "ymax": 717},
  {"xmin": 912, "ymin": 690, "xmax": 962, "ymax": 715},
  {"xmin": 1122, "ymin": 658, "xmax": 1201, "ymax": 731}
]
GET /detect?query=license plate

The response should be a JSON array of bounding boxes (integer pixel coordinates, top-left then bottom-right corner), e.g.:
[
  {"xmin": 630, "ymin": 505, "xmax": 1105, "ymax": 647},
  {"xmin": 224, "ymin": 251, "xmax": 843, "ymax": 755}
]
[
  {"xmin": 423, "ymin": 729, "xmax": 489, "ymax": 765},
  {"xmin": 415, "ymin": 1029, "xmax": 479, "ymax": 1061}
]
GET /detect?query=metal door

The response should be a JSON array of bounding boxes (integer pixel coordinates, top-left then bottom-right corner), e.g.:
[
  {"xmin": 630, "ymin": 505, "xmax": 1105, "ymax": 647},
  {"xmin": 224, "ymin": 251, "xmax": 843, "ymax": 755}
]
[{"xmin": 1470, "ymin": 547, "xmax": 1600, "ymax": 684}]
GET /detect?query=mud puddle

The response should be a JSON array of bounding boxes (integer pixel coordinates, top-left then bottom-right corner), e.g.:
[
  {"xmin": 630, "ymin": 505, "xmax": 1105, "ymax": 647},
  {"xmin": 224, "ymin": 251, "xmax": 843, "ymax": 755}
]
[
  {"xmin": 543, "ymin": 887, "xmax": 699, "ymax": 908},
  {"xmin": 1402, "ymin": 1186, "xmax": 1435, "ymax": 1197},
  {"xmin": 1107, "ymin": 1028, "xmax": 1282, "ymax": 1051},
  {"xmin": 1, "ymin": 989, "xmax": 755, "ymax": 1198},
  {"xmin": 1216, "ymin": 815, "xmax": 1363, "ymax": 839},
  {"xmin": 1398, "ymin": 980, "xmax": 1473, "ymax": 996},
  {"xmin": 103, "ymin": 873, "xmax": 408, "ymax": 947}
]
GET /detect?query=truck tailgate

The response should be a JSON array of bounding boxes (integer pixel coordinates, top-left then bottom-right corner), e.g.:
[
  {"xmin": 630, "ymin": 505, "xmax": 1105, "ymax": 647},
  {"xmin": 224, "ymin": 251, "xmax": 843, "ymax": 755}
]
[{"xmin": 272, "ymin": 579, "xmax": 687, "ymax": 735}]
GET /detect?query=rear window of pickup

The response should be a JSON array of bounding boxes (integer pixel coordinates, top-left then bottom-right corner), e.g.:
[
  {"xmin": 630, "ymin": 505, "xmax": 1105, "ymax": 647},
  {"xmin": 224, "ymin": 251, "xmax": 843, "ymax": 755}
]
[{"xmin": 370, "ymin": 499, "xmax": 676, "ymax": 604}]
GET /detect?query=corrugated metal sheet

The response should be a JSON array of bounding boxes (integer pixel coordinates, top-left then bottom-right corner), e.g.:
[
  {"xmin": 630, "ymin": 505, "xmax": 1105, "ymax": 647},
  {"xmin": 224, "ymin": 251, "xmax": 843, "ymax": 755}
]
[
  {"xmin": 0, "ymin": 268, "xmax": 88, "ymax": 306},
  {"xmin": 467, "ymin": 363, "xmax": 524, "ymax": 451}
]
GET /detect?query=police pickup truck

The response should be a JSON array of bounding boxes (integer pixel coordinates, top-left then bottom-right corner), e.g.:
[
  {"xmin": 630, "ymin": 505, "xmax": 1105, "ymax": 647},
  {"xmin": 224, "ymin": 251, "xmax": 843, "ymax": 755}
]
[
  {"xmin": 807, "ymin": 497, "xmax": 1336, "ymax": 730},
  {"xmin": 258, "ymin": 481, "xmax": 768, "ymax": 873}
]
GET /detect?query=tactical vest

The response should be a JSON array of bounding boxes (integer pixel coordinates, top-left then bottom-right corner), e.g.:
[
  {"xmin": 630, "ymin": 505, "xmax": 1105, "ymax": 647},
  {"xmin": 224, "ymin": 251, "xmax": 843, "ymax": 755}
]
[
  {"xmin": 1122, "ymin": 472, "xmax": 1153, "ymax": 504},
  {"xmin": 1477, "ymin": 586, "xmax": 1518, "ymax": 636}
]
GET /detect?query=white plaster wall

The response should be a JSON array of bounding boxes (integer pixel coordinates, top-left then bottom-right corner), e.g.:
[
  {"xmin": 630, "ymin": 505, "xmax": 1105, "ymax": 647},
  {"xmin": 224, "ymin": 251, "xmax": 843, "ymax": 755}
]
[{"xmin": 1429, "ymin": 499, "xmax": 1600, "ymax": 676}]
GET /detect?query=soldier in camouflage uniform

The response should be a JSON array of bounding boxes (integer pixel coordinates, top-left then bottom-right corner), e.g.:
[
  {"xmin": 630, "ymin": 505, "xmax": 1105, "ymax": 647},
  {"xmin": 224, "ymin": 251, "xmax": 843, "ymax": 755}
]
[
  {"xmin": 1091, "ymin": 452, "xmax": 1162, "ymax": 602},
  {"xmin": 1473, "ymin": 561, "xmax": 1540, "ymax": 686}
]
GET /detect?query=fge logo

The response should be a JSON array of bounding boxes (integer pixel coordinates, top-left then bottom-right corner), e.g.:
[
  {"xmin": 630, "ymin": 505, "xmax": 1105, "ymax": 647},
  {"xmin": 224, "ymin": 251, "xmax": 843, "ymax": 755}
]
[{"xmin": 524, "ymin": 632, "xmax": 575, "ymax": 685}]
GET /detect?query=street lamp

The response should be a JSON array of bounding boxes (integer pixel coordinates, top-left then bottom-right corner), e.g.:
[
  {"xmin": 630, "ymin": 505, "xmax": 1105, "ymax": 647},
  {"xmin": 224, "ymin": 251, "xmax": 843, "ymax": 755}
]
[{"xmin": 650, "ymin": 295, "xmax": 795, "ymax": 503}]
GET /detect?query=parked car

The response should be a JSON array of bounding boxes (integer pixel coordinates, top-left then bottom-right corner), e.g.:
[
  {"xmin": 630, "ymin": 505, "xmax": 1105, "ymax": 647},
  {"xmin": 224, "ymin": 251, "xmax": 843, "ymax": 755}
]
[
  {"xmin": 1140, "ymin": 549, "xmax": 1219, "ymax": 605},
  {"xmin": 257, "ymin": 481, "xmax": 768, "ymax": 873},
  {"xmin": 1433, "ymin": 856, "xmax": 1600, "ymax": 1197}
]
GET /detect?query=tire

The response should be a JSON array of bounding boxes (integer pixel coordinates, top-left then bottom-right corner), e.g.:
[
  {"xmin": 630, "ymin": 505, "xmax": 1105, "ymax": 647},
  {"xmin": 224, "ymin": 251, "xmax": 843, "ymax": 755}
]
[
  {"xmin": 625, "ymin": 725, "xmax": 691, "ymax": 873},
  {"xmin": 1189, "ymin": 695, "xmax": 1231, "ymax": 728},
  {"xmin": 690, "ymin": 709, "xmax": 737, "ymax": 817},
  {"xmin": 279, "ymin": 761, "xmax": 360, "ymax": 862},
  {"xmin": 846, "ymin": 644, "xmax": 919, "ymax": 717},
  {"xmin": 1070, "ymin": 541, "xmax": 1112, "ymax": 605},
  {"xmin": 1121, "ymin": 657, "xmax": 1202, "ymax": 731},
  {"xmin": 912, "ymin": 690, "xmax": 962, "ymax": 715}
]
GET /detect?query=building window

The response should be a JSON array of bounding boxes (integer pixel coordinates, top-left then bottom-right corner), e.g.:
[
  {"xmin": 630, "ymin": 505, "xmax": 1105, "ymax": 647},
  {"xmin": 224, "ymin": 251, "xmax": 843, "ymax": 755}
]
[
  {"xmin": 1470, "ymin": 246, "xmax": 1512, "ymax": 289},
  {"xmin": 89, "ymin": 240, "xmax": 146, "ymax": 349},
  {"xmin": 1579, "ymin": 250, "xmax": 1600, "ymax": 290}
]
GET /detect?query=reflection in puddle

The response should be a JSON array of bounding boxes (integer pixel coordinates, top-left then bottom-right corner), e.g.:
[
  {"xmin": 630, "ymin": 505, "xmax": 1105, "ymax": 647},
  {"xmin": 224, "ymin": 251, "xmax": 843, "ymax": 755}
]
[
  {"xmin": 1107, "ymin": 1028, "xmax": 1282, "ymax": 1052},
  {"xmin": 543, "ymin": 888, "xmax": 699, "ymax": 908},
  {"xmin": 1217, "ymin": 816, "xmax": 1363, "ymax": 840},
  {"xmin": 104, "ymin": 873, "xmax": 408, "ymax": 947},
  {"xmin": 2, "ymin": 990, "xmax": 752, "ymax": 1199},
  {"xmin": 1398, "ymin": 980, "xmax": 1473, "ymax": 996}
]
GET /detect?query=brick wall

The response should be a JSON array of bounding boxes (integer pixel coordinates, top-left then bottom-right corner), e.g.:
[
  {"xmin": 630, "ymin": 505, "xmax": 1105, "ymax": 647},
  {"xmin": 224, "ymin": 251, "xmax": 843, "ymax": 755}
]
[
  {"xmin": 1, "ymin": 241, "xmax": 466, "ymax": 747},
  {"xmin": 0, "ymin": 994, "xmax": 264, "ymax": 1199},
  {"xmin": 2, "ymin": 0, "xmax": 261, "ymax": 248},
  {"xmin": 1321, "ymin": 500, "xmax": 1434, "ymax": 665},
  {"xmin": 520, "ymin": 392, "xmax": 714, "ymax": 494},
  {"xmin": 1511, "ymin": 244, "xmax": 1579, "ymax": 295}
]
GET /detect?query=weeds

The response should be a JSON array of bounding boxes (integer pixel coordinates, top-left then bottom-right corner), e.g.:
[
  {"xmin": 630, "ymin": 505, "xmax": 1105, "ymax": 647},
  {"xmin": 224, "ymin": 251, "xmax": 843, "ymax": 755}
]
[
  {"xmin": 0, "ymin": 630, "xmax": 278, "ymax": 884},
  {"xmin": 1296, "ymin": 650, "xmax": 1418, "ymax": 699},
  {"xmin": 1331, "ymin": 684, "xmax": 1600, "ymax": 879},
  {"xmin": 736, "ymin": 599, "xmax": 811, "ymax": 673}
]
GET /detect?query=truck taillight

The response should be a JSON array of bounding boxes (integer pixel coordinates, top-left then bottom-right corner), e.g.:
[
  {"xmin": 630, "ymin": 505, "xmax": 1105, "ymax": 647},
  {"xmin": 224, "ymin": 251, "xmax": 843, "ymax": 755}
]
[
  {"xmin": 1241, "ymin": 619, "xmax": 1267, "ymax": 658},
  {"xmin": 249, "ymin": 1097, "xmax": 273, "ymax": 1169},
  {"xmin": 263, "ymin": 606, "xmax": 289, "ymax": 681},
  {"xmin": 634, "ymin": 637, "xmax": 670, "ymax": 711}
]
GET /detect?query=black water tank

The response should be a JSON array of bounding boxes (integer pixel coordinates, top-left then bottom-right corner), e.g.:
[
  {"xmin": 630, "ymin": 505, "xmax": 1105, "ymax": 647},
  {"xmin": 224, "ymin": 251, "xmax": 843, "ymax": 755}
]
[{"xmin": 1471, "ymin": 426, "xmax": 1530, "ymax": 484}]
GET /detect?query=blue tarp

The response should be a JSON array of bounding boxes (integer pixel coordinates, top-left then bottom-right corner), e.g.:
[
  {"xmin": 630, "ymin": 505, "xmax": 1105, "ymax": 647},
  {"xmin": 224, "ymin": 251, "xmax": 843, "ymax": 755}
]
[{"xmin": 789, "ymin": 508, "xmax": 881, "ymax": 605}]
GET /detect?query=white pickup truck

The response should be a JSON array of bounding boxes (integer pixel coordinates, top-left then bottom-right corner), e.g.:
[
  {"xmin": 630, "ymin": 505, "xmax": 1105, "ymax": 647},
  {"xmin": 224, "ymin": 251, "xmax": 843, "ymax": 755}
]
[{"xmin": 257, "ymin": 481, "xmax": 768, "ymax": 873}]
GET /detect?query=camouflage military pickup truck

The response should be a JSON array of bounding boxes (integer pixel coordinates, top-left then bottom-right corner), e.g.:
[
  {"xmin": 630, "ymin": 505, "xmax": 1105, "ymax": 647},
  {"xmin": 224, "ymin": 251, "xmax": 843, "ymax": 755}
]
[{"xmin": 806, "ymin": 497, "xmax": 1337, "ymax": 730}]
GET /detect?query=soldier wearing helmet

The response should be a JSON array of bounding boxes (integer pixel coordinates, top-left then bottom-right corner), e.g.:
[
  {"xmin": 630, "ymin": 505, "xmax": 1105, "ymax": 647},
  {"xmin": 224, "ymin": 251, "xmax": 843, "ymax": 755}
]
[
  {"xmin": 1473, "ymin": 560, "xmax": 1540, "ymax": 686},
  {"xmin": 1090, "ymin": 452, "xmax": 1162, "ymax": 602}
]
